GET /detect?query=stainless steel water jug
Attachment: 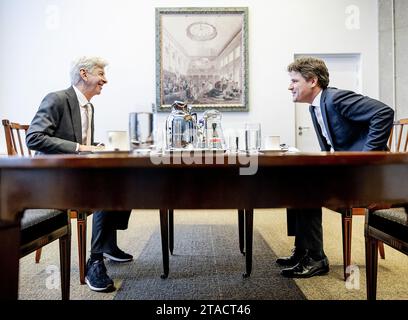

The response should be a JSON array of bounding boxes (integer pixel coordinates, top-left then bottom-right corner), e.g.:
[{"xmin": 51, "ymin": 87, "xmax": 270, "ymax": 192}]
[{"xmin": 165, "ymin": 101, "xmax": 197, "ymax": 149}]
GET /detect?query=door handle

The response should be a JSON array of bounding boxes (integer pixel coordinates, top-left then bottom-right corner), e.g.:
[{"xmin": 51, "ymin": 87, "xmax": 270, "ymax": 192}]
[{"xmin": 298, "ymin": 126, "xmax": 310, "ymax": 136}]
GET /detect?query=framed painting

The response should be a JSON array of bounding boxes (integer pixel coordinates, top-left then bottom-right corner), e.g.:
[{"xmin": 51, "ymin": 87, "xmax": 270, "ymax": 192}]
[{"xmin": 155, "ymin": 7, "xmax": 249, "ymax": 112}]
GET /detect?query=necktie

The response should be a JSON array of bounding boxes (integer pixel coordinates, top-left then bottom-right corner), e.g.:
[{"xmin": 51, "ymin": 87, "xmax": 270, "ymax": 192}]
[{"xmin": 82, "ymin": 103, "xmax": 92, "ymax": 145}]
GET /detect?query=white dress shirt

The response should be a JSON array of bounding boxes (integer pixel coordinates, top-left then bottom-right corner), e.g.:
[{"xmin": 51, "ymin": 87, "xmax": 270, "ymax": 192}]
[
  {"xmin": 73, "ymin": 85, "xmax": 92, "ymax": 149},
  {"xmin": 311, "ymin": 90, "xmax": 333, "ymax": 150}
]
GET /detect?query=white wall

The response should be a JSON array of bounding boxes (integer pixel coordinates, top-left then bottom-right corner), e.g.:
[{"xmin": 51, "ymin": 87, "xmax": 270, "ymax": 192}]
[{"xmin": 0, "ymin": 0, "xmax": 379, "ymax": 153}]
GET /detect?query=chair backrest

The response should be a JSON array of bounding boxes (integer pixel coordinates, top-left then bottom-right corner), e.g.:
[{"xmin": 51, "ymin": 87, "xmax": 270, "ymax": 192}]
[
  {"xmin": 388, "ymin": 118, "xmax": 408, "ymax": 152},
  {"xmin": 2, "ymin": 119, "xmax": 32, "ymax": 156}
]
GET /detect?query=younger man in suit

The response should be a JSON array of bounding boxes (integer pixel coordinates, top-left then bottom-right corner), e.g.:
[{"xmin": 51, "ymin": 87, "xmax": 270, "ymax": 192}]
[
  {"xmin": 26, "ymin": 56, "xmax": 132, "ymax": 291},
  {"xmin": 277, "ymin": 56, "xmax": 394, "ymax": 278}
]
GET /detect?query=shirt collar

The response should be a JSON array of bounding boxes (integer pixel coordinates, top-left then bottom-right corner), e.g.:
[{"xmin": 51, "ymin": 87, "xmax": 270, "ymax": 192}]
[
  {"xmin": 73, "ymin": 85, "xmax": 89, "ymax": 107},
  {"xmin": 311, "ymin": 89, "xmax": 322, "ymax": 108}
]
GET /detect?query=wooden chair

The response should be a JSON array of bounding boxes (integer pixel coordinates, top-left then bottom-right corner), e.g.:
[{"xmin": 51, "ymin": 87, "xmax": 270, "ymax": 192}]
[
  {"xmin": 388, "ymin": 118, "xmax": 408, "ymax": 152},
  {"xmin": 341, "ymin": 118, "xmax": 408, "ymax": 280},
  {"xmin": 2, "ymin": 119, "xmax": 89, "ymax": 284},
  {"xmin": 365, "ymin": 205, "xmax": 408, "ymax": 299},
  {"xmin": 2, "ymin": 119, "xmax": 71, "ymax": 299}
]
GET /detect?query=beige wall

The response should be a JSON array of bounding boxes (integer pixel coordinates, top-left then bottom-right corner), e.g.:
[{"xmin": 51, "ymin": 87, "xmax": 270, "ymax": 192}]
[{"xmin": 0, "ymin": 0, "xmax": 380, "ymax": 153}]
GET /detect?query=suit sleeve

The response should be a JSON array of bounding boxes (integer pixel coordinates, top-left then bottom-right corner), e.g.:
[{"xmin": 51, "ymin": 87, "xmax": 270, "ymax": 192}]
[
  {"xmin": 330, "ymin": 90, "xmax": 394, "ymax": 151},
  {"xmin": 26, "ymin": 92, "xmax": 78, "ymax": 154}
]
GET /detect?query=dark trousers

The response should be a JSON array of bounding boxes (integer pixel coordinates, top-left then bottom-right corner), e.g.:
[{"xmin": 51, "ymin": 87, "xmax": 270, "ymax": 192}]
[
  {"xmin": 286, "ymin": 208, "xmax": 324, "ymax": 255},
  {"xmin": 91, "ymin": 210, "xmax": 131, "ymax": 254}
]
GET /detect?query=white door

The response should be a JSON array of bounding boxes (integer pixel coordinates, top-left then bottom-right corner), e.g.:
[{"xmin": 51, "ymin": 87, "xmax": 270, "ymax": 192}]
[{"xmin": 295, "ymin": 54, "xmax": 361, "ymax": 151}]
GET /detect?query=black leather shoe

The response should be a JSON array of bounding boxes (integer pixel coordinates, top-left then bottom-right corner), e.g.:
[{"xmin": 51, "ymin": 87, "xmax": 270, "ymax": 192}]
[
  {"xmin": 280, "ymin": 255, "xmax": 330, "ymax": 278},
  {"xmin": 276, "ymin": 248, "xmax": 307, "ymax": 267}
]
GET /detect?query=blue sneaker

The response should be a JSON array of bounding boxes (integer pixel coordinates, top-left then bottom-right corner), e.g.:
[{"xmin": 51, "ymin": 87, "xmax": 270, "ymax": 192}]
[{"xmin": 85, "ymin": 259, "xmax": 114, "ymax": 292}]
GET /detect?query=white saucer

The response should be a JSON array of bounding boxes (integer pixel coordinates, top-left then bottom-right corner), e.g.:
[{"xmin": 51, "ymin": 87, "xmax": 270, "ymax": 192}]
[
  {"xmin": 260, "ymin": 148, "xmax": 289, "ymax": 153},
  {"xmin": 92, "ymin": 149, "xmax": 130, "ymax": 154},
  {"xmin": 165, "ymin": 148, "xmax": 226, "ymax": 153}
]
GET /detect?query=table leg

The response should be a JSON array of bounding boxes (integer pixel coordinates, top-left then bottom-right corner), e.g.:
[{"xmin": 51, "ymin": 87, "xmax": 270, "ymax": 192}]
[
  {"xmin": 243, "ymin": 209, "xmax": 253, "ymax": 278},
  {"xmin": 159, "ymin": 209, "xmax": 169, "ymax": 279},
  {"xmin": 238, "ymin": 209, "xmax": 245, "ymax": 255},
  {"xmin": 168, "ymin": 209, "xmax": 174, "ymax": 255}
]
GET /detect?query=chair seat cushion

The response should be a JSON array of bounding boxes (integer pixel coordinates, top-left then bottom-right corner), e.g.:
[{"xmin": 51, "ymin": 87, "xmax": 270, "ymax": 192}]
[
  {"xmin": 370, "ymin": 207, "xmax": 408, "ymax": 243},
  {"xmin": 20, "ymin": 209, "xmax": 68, "ymax": 245}
]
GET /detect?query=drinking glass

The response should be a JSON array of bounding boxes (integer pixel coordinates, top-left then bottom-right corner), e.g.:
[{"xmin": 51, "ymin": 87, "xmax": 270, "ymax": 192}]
[
  {"xmin": 245, "ymin": 123, "xmax": 261, "ymax": 153},
  {"xmin": 224, "ymin": 128, "xmax": 239, "ymax": 153},
  {"xmin": 129, "ymin": 112, "xmax": 153, "ymax": 149}
]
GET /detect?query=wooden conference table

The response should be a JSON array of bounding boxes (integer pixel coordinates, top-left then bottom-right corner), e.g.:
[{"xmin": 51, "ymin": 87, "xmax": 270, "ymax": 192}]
[{"xmin": 1, "ymin": 151, "xmax": 408, "ymax": 299}]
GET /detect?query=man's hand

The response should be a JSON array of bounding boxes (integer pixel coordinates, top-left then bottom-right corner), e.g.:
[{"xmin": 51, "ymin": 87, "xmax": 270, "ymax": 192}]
[{"xmin": 78, "ymin": 144, "xmax": 105, "ymax": 152}]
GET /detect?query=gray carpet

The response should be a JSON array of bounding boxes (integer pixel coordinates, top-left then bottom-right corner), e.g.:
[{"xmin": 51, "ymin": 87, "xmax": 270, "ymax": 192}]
[
  {"xmin": 112, "ymin": 224, "xmax": 305, "ymax": 300},
  {"xmin": 19, "ymin": 209, "xmax": 407, "ymax": 300}
]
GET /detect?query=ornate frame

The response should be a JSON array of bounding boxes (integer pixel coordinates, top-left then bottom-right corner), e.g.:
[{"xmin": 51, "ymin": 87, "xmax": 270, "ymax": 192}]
[{"xmin": 155, "ymin": 7, "xmax": 249, "ymax": 112}]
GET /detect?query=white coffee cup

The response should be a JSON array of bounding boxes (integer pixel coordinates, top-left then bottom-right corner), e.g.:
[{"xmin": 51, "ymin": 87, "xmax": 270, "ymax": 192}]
[
  {"xmin": 107, "ymin": 131, "xmax": 129, "ymax": 150},
  {"xmin": 264, "ymin": 135, "xmax": 280, "ymax": 150}
]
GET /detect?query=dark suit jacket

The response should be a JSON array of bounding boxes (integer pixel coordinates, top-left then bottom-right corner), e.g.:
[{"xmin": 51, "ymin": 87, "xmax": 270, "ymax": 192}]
[
  {"xmin": 310, "ymin": 87, "xmax": 394, "ymax": 151},
  {"xmin": 26, "ymin": 86, "xmax": 94, "ymax": 154},
  {"xmin": 286, "ymin": 88, "xmax": 394, "ymax": 236},
  {"xmin": 26, "ymin": 86, "xmax": 129, "ymax": 230}
]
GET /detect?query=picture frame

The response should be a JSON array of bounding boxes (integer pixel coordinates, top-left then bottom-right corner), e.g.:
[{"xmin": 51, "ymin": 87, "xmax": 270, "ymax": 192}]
[{"xmin": 155, "ymin": 7, "xmax": 249, "ymax": 112}]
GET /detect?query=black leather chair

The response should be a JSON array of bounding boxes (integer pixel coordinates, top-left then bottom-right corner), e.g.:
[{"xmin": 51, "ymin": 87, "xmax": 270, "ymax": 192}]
[
  {"xmin": 365, "ymin": 205, "xmax": 408, "ymax": 300},
  {"xmin": 20, "ymin": 209, "xmax": 71, "ymax": 299}
]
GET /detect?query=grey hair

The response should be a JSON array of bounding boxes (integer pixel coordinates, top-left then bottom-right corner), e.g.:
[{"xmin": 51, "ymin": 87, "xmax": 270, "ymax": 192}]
[{"xmin": 70, "ymin": 56, "xmax": 108, "ymax": 85}]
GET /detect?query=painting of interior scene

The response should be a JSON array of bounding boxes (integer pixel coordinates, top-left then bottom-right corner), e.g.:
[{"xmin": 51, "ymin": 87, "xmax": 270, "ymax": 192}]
[{"xmin": 159, "ymin": 10, "xmax": 246, "ymax": 109}]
